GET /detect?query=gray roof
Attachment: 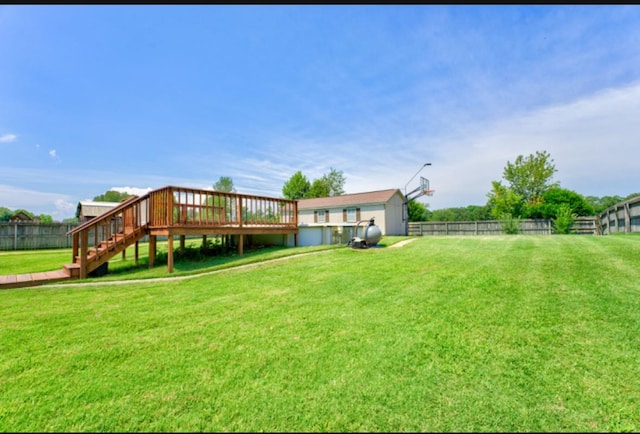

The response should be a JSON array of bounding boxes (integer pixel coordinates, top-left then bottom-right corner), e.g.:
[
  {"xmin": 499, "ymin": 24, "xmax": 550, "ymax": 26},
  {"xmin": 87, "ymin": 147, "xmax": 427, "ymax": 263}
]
[
  {"xmin": 297, "ymin": 189, "xmax": 402, "ymax": 210},
  {"xmin": 76, "ymin": 201, "xmax": 120, "ymax": 219}
]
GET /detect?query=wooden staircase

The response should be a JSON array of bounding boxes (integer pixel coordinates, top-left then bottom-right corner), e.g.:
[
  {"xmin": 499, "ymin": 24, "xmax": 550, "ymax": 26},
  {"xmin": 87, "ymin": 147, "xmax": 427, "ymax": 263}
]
[{"xmin": 64, "ymin": 194, "xmax": 150, "ymax": 279}]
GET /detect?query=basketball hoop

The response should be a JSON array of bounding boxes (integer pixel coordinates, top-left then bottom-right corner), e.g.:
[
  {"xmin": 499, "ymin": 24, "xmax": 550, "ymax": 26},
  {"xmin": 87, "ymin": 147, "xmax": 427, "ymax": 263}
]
[{"xmin": 420, "ymin": 177, "xmax": 434, "ymax": 196}]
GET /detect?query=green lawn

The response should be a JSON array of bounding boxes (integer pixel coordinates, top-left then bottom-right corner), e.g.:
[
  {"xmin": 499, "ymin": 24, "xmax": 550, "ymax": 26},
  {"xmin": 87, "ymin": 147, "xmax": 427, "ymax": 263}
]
[{"xmin": 1, "ymin": 235, "xmax": 639, "ymax": 432}]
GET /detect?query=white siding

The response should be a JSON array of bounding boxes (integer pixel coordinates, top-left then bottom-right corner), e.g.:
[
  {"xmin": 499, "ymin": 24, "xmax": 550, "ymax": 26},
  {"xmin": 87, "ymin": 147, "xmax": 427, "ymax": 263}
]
[
  {"xmin": 296, "ymin": 190, "xmax": 406, "ymax": 245},
  {"xmin": 385, "ymin": 193, "xmax": 406, "ymax": 235}
]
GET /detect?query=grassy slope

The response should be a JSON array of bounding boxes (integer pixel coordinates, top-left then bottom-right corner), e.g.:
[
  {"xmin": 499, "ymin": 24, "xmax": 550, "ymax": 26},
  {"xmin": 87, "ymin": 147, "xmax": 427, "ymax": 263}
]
[{"xmin": 1, "ymin": 235, "xmax": 639, "ymax": 431}]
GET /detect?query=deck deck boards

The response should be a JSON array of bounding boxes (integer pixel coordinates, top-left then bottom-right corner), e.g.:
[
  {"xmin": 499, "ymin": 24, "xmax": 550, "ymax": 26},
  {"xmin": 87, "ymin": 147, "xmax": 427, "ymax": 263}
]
[{"xmin": 0, "ymin": 270, "xmax": 70, "ymax": 290}]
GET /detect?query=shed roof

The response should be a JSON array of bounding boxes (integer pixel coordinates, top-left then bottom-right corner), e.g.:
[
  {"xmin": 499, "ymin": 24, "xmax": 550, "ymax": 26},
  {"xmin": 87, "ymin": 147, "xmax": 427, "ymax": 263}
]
[
  {"xmin": 297, "ymin": 189, "xmax": 402, "ymax": 210},
  {"xmin": 9, "ymin": 211, "xmax": 35, "ymax": 222},
  {"xmin": 76, "ymin": 201, "xmax": 120, "ymax": 219}
]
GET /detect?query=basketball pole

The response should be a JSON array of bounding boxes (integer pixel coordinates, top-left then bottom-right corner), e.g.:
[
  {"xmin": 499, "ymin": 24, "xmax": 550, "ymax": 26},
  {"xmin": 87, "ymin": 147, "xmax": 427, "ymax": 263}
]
[{"xmin": 403, "ymin": 162, "xmax": 431, "ymax": 236}]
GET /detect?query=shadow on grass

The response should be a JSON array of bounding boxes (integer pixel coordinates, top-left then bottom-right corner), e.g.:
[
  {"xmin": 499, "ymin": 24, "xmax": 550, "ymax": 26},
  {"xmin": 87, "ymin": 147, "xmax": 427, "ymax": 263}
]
[{"xmin": 67, "ymin": 236, "xmax": 413, "ymax": 284}]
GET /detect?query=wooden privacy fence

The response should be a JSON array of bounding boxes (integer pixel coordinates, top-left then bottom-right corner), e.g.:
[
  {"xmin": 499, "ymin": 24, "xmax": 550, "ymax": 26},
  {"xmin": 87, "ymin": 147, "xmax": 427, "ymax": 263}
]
[
  {"xmin": 0, "ymin": 222, "xmax": 79, "ymax": 250},
  {"xmin": 598, "ymin": 195, "xmax": 640, "ymax": 234},
  {"xmin": 408, "ymin": 217, "xmax": 597, "ymax": 236}
]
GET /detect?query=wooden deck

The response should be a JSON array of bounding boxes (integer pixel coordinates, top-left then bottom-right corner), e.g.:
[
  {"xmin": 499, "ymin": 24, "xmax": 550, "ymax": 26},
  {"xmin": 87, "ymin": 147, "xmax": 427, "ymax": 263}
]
[
  {"xmin": 64, "ymin": 186, "xmax": 298, "ymax": 279},
  {"xmin": 0, "ymin": 186, "xmax": 298, "ymax": 289},
  {"xmin": 0, "ymin": 270, "xmax": 70, "ymax": 290}
]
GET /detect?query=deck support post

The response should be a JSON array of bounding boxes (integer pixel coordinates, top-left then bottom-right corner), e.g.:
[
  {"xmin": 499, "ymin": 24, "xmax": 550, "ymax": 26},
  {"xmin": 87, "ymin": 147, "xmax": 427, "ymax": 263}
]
[
  {"xmin": 149, "ymin": 235, "xmax": 156, "ymax": 268},
  {"xmin": 168, "ymin": 235, "xmax": 174, "ymax": 273},
  {"xmin": 238, "ymin": 234, "xmax": 243, "ymax": 256},
  {"xmin": 134, "ymin": 240, "xmax": 139, "ymax": 266},
  {"xmin": 179, "ymin": 235, "xmax": 186, "ymax": 254},
  {"xmin": 80, "ymin": 230, "xmax": 88, "ymax": 279},
  {"xmin": 72, "ymin": 233, "xmax": 79, "ymax": 264}
]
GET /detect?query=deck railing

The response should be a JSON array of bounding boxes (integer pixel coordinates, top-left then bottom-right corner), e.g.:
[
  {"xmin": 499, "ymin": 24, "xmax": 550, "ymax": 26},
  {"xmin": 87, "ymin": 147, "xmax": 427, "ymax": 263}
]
[
  {"xmin": 148, "ymin": 186, "xmax": 297, "ymax": 229},
  {"xmin": 66, "ymin": 186, "xmax": 297, "ymax": 278}
]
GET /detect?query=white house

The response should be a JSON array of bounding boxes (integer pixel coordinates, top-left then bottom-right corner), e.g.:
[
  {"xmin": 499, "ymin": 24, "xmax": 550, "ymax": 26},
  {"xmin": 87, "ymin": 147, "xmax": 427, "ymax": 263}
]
[{"xmin": 296, "ymin": 188, "xmax": 406, "ymax": 246}]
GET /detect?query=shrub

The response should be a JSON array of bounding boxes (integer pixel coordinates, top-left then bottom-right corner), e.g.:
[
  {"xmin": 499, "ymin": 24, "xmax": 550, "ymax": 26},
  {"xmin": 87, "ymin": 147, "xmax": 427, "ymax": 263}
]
[
  {"xmin": 500, "ymin": 213, "xmax": 521, "ymax": 234},
  {"xmin": 552, "ymin": 203, "xmax": 576, "ymax": 234}
]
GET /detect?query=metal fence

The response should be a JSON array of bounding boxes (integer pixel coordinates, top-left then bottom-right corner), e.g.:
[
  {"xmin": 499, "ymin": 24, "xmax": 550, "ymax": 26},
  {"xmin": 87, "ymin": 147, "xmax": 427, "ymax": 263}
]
[{"xmin": 409, "ymin": 217, "xmax": 597, "ymax": 236}]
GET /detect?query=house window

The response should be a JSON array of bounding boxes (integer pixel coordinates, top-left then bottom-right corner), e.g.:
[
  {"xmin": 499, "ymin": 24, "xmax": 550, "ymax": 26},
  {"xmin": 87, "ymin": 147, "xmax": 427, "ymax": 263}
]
[
  {"xmin": 314, "ymin": 210, "xmax": 330, "ymax": 223},
  {"xmin": 343, "ymin": 207, "xmax": 360, "ymax": 222},
  {"xmin": 317, "ymin": 210, "xmax": 326, "ymax": 223}
]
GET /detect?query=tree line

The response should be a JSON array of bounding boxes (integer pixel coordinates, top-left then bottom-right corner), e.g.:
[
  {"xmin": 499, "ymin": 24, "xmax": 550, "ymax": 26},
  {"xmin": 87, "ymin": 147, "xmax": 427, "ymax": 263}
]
[
  {"xmin": 419, "ymin": 150, "xmax": 639, "ymax": 233},
  {"xmin": 4, "ymin": 156, "xmax": 636, "ymax": 224}
]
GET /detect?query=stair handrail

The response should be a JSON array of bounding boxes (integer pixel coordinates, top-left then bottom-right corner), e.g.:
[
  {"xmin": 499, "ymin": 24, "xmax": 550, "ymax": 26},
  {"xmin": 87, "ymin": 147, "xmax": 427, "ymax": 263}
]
[{"xmin": 67, "ymin": 194, "xmax": 150, "ymax": 236}]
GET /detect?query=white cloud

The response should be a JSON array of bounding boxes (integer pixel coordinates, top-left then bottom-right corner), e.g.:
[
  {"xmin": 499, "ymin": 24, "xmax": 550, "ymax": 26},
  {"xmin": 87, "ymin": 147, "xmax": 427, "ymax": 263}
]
[
  {"xmin": 229, "ymin": 81, "xmax": 640, "ymax": 210},
  {"xmin": 0, "ymin": 133, "xmax": 17, "ymax": 143},
  {"xmin": 0, "ymin": 184, "xmax": 72, "ymax": 215},
  {"xmin": 49, "ymin": 149, "xmax": 57, "ymax": 159},
  {"xmin": 111, "ymin": 186, "xmax": 153, "ymax": 196},
  {"xmin": 418, "ymin": 81, "xmax": 640, "ymax": 209}
]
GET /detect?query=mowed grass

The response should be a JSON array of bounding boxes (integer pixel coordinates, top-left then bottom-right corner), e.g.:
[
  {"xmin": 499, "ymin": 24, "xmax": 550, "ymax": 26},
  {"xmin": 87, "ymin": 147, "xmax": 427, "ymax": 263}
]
[
  {"xmin": 1, "ymin": 235, "xmax": 640, "ymax": 432},
  {"xmin": 0, "ymin": 238, "xmax": 360, "ymax": 280}
]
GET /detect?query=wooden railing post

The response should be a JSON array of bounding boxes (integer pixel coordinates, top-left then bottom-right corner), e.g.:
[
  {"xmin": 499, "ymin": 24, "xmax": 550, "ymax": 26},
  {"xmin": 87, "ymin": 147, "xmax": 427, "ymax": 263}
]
[{"xmin": 72, "ymin": 232, "xmax": 78, "ymax": 264}]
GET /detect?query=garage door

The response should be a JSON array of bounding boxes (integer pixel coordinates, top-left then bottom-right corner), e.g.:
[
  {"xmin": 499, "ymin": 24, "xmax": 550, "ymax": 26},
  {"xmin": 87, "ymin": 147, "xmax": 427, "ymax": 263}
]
[{"xmin": 298, "ymin": 227, "xmax": 323, "ymax": 246}]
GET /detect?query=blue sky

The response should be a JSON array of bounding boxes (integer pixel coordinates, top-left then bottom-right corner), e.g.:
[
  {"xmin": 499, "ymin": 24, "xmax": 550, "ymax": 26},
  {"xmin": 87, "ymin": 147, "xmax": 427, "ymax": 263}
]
[{"xmin": 2, "ymin": 5, "xmax": 640, "ymax": 220}]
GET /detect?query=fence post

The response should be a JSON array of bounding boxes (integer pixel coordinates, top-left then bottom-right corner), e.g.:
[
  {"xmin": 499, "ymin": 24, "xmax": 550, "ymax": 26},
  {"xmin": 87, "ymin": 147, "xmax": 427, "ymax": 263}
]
[{"xmin": 625, "ymin": 203, "xmax": 631, "ymax": 233}]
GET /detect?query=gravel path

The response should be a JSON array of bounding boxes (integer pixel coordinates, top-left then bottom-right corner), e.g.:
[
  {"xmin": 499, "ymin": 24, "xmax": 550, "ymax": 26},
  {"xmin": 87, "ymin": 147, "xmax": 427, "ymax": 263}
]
[{"xmin": 388, "ymin": 238, "xmax": 418, "ymax": 248}]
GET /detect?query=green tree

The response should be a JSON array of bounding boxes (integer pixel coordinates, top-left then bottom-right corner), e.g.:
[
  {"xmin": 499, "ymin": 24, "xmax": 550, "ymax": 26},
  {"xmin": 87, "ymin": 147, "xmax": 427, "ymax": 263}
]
[
  {"xmin": 282, "ymin": 171, "xmax": 311, "ymax": 200},
  {"xmin": 213, "ymin": 176, "xmax": 235, "ymax": 193},
  {"xmin": 0, "ymin": 207, "xmax": 12, "ymax": 222},
  {"xmin": 38, "ymin": 214, "xmax": 53, "ymax": 223},
  {"xmin": 486, "ymin": 180, "xmax": 524, "ymax": 219},
  {"xmin": 523, "ymin": 187, "xmax": 594, "ymax": 219},
  {"xmin": 585, "ymin": 193, "xmax": 640, "ymax": 215},
  {"xmin": 502, "ymin": 150, "xmax": 558, "ymax": 203},
  {"xmin": 307, "ymin": 178, "xmax": 330, "ymax": 198},
  {"xmin": 408, "ymin": 200, "xmax": 429, "ymax": 222},
  {"xmin": 428, "ymin": 208, "xmax": 458, "ymax": 222},
  {"xmin": 93, "ymin": 190, "xmax": 132, "ymax": 202},
  {"xmin": 321, "ymin": 167, "xmax": 346, "ymax": 197},
  {"xmin": 427, "ymin": 205, "xmax": 492, "ymax": 221},
  {"xmin": 282, "ymin": 168, "xmax": 346, "ymax": 200}
]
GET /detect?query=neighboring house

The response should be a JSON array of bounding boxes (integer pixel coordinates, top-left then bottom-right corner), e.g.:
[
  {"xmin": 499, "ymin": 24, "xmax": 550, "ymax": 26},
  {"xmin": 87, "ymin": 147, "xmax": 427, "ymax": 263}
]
[
  {"xmin": 76, "ymin": 201, "xmax": 120, "ymax": 223},
  {"xmin": 296, "ymin": 188, "xmax": 406, "ymax": 246},
  {"xmin": 9, "ymin": 211, "xmax": 36, "ymax": 222}
]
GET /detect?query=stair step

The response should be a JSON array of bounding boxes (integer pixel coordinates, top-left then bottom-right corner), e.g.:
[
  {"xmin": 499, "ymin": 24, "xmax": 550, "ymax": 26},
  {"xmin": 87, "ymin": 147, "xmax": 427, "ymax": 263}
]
[{"xmin": 63, "ymin": 263, "xmax": 81, "ymax": 278}]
